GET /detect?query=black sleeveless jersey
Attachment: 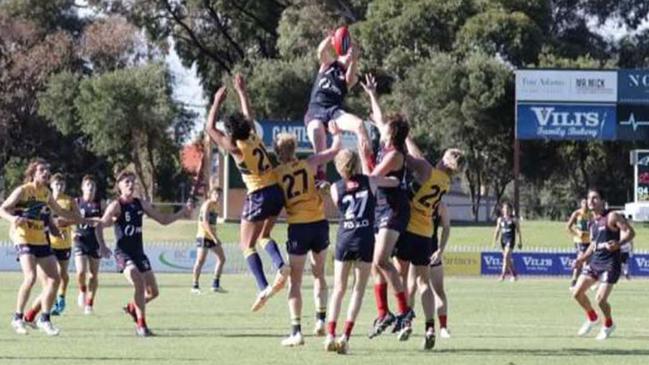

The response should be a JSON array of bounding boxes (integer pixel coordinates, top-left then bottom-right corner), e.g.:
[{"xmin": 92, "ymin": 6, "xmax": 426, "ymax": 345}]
[
  {"xmin": 308, "ymin": 61, "xmax": 347, "ymax": 108},
  {"xmin": 590, "ymin": 210, "xmax": 621, "ymax": 266},
  {"xmin": 375, "ymin": 145, "xmax": 408, "ymax": 208},
  {"xmin": 76, "ymin": 198, "xmax": 101, "ymax": 240},
  {"xmin": 500, "ymin": 217, "xmax": 516, "ymax": 244},
  {"xmin": 114, "ymin": 198, "xmax": 144, "ymax": 257},
  {"xmin": 336, "ymin": 175, "xmax": 375, "ymax": 243}
]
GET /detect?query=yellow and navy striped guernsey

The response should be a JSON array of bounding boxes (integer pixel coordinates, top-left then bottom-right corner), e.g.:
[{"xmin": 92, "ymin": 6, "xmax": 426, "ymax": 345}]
[
  {"xmin": 573, "ymin": 210, "xmax": 591, "ymax": 244},
  {"xmin": 406, "ymin": 168, "xmax": 451, "ymax": 237},
  {"xmin": 235, "ymin": 133, "xmax": 277, "ymax": 193},
  {"xmin": 196, "ymin": 200, "xmax": 218, "ymax": 240},
  {"xmin": 50, "ymin": 193, "xmax": 75, "ymax": 249},
  {"xmin": 10, "ymin": 182, "xmax": 51, "ymax": 246},
  {"xmin": 275, "ymin": 160, "xmax": 325, "ymax": 224}
]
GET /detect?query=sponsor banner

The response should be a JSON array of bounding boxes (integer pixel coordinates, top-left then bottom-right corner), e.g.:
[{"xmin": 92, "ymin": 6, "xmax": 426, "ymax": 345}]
[
  {"xmin": 617, "ymin": 104, "xmax": 649, "ymax": 141},
  {"xmin": 516, "ymin": 70, "xmax": 617, "ymax": 102},
  {"xmin": 618, "ymin": 69, "xmax": 649, "ymax": 103},
  {"xmin": 630, "ymin": 254, "xmax": 649, "ymax": 275},
  {"xmin": 442, "ymin": 252, "xmax": 480, "ymax": 275},
  {"xmin": 516, "ymin": 104, "xmax": 617, "ymax": 140},
  {"xmin": 0, "ymin": 244, "xmax": 117, "ymax": 272}
]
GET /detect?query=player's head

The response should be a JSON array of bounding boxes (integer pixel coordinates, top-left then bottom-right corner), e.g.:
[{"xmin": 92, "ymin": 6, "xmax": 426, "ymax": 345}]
[
  {"xmin": 587, "ymin": 188, "xmax": 604, "ymax": 212},
  {"xmin": 50, "ymin": 173, "xmax": 66, "ymax": 194},
  {"xmin": 223, "ymin": 112, "xmax": 252, "ymax": 142},
  {"xmin": 384, "ymin": 114, "xmax": 410, "ymax": 152},
  {"xmin": 274, "ymin": 133, "xmax": 297, "ymax": 163},
  {"xmin": 335, "ymin": 149, "xmax": 359, "ymax": 179},
  {"xmin": 501, "ymin": 202, "xmax": 512, "ymax": 217},
  {"xmin": 24, "ymin": 158, "xmax": 50, "ymax": 185},
  {"xmin": 579, "ymin": 198, "xmax": 588, "ymax": 211},
  {"xmin": 440, "ymin": 148, "xmax": 466, "ymax": 175},
  {"xmin": 115, "ymin": 170, "xmax": 136, "ymax": 198},
  {"xmin": 208, "ymin": 186, "xmax": 222, "ymax": 202},
  {"xmin": 81, "ymin": 175, "xmax": 97, "ymax": 199}
]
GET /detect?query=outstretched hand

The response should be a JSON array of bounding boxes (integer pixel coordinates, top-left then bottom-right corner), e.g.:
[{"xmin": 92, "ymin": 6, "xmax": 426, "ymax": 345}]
[
  {"xmin": 233, "ymin": 73, "xmax": 246, "ymax": 93},
  {"xmin": 360, "ymin": 74, "xmax": 377, "ymax": 95},
  {"xmin": 213, "ymin": 86, "xmax": 227, "ymax": 104}
]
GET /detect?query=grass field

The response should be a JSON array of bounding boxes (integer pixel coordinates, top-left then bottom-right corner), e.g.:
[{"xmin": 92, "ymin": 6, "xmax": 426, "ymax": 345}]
[
  {"xmin": 1, "ymin": 219, "xmax": 648, "ymax": 251},
  {"xmin": 0, "ymin": 274, "xmax": 648, "ymax": 365}
]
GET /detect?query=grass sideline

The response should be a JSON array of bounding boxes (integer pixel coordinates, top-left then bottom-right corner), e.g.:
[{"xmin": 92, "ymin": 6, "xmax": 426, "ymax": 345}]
[
  {"xmin": 0, "ymin": 273, "xmax": 648, "ymax": 365},
  {"xmin": 0, "ymin": 219, "xmax": 647, "ymax": 250}
]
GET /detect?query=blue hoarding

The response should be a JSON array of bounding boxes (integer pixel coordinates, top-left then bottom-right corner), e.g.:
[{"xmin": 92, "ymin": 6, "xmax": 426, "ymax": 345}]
[
  {"xmin": 516, "ymin": 104, "xmax": 617, "ymax": 140},
  {"xmin": 482, "ymin": 251, "xmax": 649, "ymax": 277}
]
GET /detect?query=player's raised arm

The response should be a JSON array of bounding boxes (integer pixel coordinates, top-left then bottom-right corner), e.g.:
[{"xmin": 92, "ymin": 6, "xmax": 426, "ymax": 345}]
[
  {"xmin": 206, "ymin": 86, "xmax": 238, "ymax": 154},
  {"xmin": 233, "ymin": 73, "xmax": 255, "ymax": 123},
  {"xmin": 360, "ymin": 74, "xmax": 385, "ymax": 129},
  {"xmin": 140, "ymin": 199, "xmax": 193, "ymax": 226},
  {"xmin": 345, "ymin": 44, "xmax": 360, "ymax": 88},
  {"xmin": 317, "ymin": 34, "xmax": 334, "ymax": 68}
]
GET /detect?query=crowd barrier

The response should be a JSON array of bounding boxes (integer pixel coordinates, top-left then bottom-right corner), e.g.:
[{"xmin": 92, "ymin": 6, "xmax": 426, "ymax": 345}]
[{"xmin": 1, "ymin": 242, "xmax": 647, "ymax": 276}]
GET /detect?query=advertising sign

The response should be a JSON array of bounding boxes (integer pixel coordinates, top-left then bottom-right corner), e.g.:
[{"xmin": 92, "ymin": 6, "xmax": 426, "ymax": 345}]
[
  {"xmin": 617, "ymin": 104, "xmax": 649, "ymax": 141},
  {"xmin": 516, "ymin": 104, "xmax": 617, "ymax": 140},
  {"xmin": 618, "ymin": 69, "xmax": 649, "ymax": 103},
  {"xmin": 636, "ymin": 151, "xmax": 649, "ymax": 202},
  {"xmin": 442, "ymin": 252, "xmax": 481, "ymax": 276},
  {"xmin": 516, "ymin": 70, "xmax": 617, "ymax": 102}
]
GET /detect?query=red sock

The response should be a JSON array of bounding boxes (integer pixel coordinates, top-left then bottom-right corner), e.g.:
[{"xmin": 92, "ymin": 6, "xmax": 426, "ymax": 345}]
[
  {"xmin": 343, "ymin": 321, "xmax": 354, "ymax": 338},
  {"xmin": 86, "ymin": 297, "xmax": 94, "ymax": 306},
  {"xmin": 439, "ymin": 315, "xmax": 448, "ymax": 329},
  {"xmin": 137, "ymin": 316, "xmax": 147, "ymax": 328},
  {"xmin": 24, "ymin": 309, "xmax": 38, "ymax": 322},
  {"xmin": 395, "ymin": 291, "xmax": 409, "ymax": 314},
  {"xmin": 374, "ymin": 283, "xmax": 388, "ymax": 317},
  {"xmin": 80, "ymin": 285, "xmax": 87, "ymax": 293},
  {"xmin": 586, "ymin": 310, "xmax": 598, "ymax": 322},
  {"xmin": 327, "ymin": 321, "xmax": 336, "ymax": 336},
  {"xmin": 604, "ymin": 317, "xmax": 613, "ymax": 328}
]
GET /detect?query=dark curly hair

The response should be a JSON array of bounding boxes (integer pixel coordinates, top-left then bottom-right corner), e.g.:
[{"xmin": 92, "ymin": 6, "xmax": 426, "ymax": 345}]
[
  {"xmin": 385, "ymin": 113, "xmax": 410, "ymax": 153},
  {"xmin": 224, "ymin": 112, "xmax": 252, "ymax": 142}
]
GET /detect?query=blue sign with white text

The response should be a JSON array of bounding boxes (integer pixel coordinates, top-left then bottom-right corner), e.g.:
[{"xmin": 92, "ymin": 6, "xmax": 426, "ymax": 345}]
[
  {"xmin": 516, "ymin": 104, "xmax": 617, "ymax": 140},
  {"xmin": 618, "ymin": 69, "xmax": 649, "ymax": 104}
]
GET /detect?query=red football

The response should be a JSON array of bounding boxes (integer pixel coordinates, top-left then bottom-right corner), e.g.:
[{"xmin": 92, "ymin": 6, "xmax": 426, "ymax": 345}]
[{"xmin": 332, "ymin": 26, "xmax": 351, "ymax": 56}]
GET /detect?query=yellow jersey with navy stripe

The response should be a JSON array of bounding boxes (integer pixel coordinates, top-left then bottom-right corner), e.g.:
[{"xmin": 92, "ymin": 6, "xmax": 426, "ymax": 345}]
[
  {"xmin": 10, "ymin": 182, "xmax": 51, "ymax": 246},
  {"xmin": 50, "ymin": 193, "xmax": 74, "ymax": 249},
  {"xmin": 196, "ymin": 200, "xmax": 218, "ymax": 240},
  {"xmin": 235, "ymin": 133, "xmax": 277, "ymax": 193},
  {"xmin": 275, "ymin": 160, "xmax": 325, "ymax": 224},
  {"xmin": 573, "ymin": 210, "xmax": 591, "ymax": 244},
  {"xmin": 406, "ymin": 168, "xmax": 451, "ymax": 237}
]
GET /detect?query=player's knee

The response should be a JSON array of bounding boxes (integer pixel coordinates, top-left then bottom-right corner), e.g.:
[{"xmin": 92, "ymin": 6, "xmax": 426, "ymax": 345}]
[
  {"xmin": 333, "ymin": 285, "xmax": 346, "ymax": 298},
  {"xmin": 148, "ymin": 286, "xmax": 160, "ymax": 299},
  {"xmin": 23, "ymin": 272, "xmax": 37, "ymax": 287}
]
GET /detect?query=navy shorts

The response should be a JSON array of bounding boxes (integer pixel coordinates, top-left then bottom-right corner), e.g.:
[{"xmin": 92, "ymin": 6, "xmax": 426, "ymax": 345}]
[
  {"xmin": 335, "ymin": 235, "xmax": 374, "ymax": 263},
  {"xmin": 74, "ymin": 236, "xmax": 101, "ymax": 259},
  {"xmin": 53, "ymin": 248, "xmax": 71, "ymax": 261},
  {"xmin": 115, "ymin": 251, "xmax": 152, "ymax": 273},
  {"xmin": 575, "ymin": 243, "xmax": 590, "ymax": 254},
  {"xmin": 394, "ymin": 231, "xmax": 435, "ymax": 266},
  {"xmin": 582, "ymin": 262, "xmax": 621, "ymax": 284},
  {"xmin": 286, "ymin": 220, "xmax": 329, "ymax": 256},
  {"xmin": 375, "ymin": 199, "xmax": 410, "ymax": 233},
  {"xmin": 196, "ymin": 237, "xmax": 221, "ymax": 249},
  {"xmin": 15, "ymin": 244, "xmax": 53, "ymax": 258},
  {"xmin": 621, "ymin": 252, "xmax": 630, "ymax": 264},
  {"xmin": 501, "ymin": 239, "xmax": 516, "ymax": 250},
  {"xmin": 304, "ymin": 104, "xmax": 344, "ymax": 126},
  {"xmin": 242, "ymin": 184, "xmax": 285, "ymax": 222}
]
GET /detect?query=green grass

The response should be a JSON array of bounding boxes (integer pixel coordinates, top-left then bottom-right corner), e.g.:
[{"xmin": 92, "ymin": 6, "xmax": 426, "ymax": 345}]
[
  {"xmin": 1, "ymin": 219, "xmax": 648, "ymax": 251},
  {"xmin": 0, "ymin": 274, "xmax": 648, "ymax": 365}
]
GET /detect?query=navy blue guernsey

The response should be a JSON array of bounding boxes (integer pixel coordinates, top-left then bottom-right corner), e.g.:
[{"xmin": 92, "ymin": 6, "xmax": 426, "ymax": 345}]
[
  {"xmin": 308, "ymin": 62, "xmax": 347, "ymax": 108},
  {"xmin": 500, "ymin": 217, "xmax": 516, "ymax": 245},
  {"xmin": 589, "ymin": 210, "xmax": 621, "ymax": 267},
  {"xmin": 336, "ymin": 175, "xmax": 375, "ymax": 243},
  {"xmin": 375, "ymin": 145, "xmax": 408, "ymax": 208},
  {"xmin": 114, "ymin": 198, "xmax": 144, "ymax": 257},
  {"xmin": 76, "ymin": 198, "xmax": 101, "ymax": 240}
]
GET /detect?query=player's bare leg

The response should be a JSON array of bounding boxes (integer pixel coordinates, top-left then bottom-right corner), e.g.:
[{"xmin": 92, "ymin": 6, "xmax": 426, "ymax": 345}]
[
  {"xmin": 35, "ymin": 256, "xmax": 61, "ymax": 335},
  {"xmin": 595, "ymin": 283, "xmax": 615, "ymax": 340},
  {"xmin": 282, "ymin": 254, "xmax": 307, "ymax": 347},
  {"xmin": 306, "ymin": 119, "xmax": 329, "ymax": 187},
  {"xmin": 210, "ymin": 244, "xmax": 226, "ymax": 292},
  {"xmin": 430, "ymin": 264, "xmax": 449, "ymax": 338},
  {"xmin": 192, "ymin": 247, "xmax": 209, "ymax": 293},
  {"xmin": 325, "ymin": 260, "xmax": 351, "ymax": 352},
  {"xmin": 85, "ymin": 257, "xmax": 100, "ymax": 313},
  {"xmin": 124, "ymin": 266, "xmax": 150, "ymax": 336},
  {"xmin": 311, "ymin": 250, "xmax": 328, "ymax": 336},
  {"xmin": 335, "ymin": 262, "xmax": 371, "ymax": 354},
  {"xmin": 572, "ymin": 274, "xmax": 599, "ymax": 336},
  {"xmin": 415, "ymin": 265, "xmax": 435, "ymax": 348}
]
